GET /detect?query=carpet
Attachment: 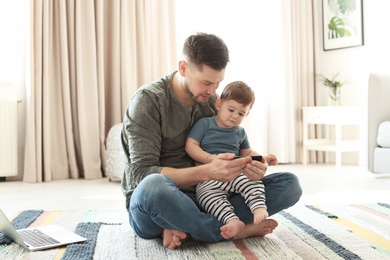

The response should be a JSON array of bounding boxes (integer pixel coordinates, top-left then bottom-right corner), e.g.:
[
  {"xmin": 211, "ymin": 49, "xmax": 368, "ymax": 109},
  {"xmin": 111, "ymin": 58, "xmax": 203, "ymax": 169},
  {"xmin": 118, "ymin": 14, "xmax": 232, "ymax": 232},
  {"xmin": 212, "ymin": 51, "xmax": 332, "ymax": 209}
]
[{"xmin": 0, "ymin": 203, "xmax": 389, "ymax": 260}]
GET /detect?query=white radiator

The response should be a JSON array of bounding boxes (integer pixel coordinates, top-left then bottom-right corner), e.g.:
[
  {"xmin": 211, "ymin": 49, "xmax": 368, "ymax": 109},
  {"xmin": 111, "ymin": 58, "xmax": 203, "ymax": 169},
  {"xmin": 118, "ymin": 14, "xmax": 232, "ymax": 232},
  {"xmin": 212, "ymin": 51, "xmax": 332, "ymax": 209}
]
[{"xmin": 0, "ymin": 99, "xmax": 18, "ymax": 177}]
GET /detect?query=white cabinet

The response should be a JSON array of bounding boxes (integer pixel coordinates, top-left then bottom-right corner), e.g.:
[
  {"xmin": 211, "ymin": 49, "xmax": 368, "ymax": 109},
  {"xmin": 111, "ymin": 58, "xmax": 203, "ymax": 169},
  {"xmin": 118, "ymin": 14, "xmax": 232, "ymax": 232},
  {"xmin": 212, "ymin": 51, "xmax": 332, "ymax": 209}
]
[{"xmin": 302, "ymin": 106, "xmax": 361, "ymax": 166}]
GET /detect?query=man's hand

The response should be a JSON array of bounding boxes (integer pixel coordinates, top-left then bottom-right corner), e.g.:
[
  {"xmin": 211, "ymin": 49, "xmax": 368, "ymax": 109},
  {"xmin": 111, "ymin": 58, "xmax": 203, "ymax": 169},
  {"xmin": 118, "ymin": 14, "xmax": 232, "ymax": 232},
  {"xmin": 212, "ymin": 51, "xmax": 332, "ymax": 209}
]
[
  {"xmin": 208, "ymin": 153, "xmax": 251, "ymax": 182},
  {"xmin": 242, "ymin": 158, "xmax": 268, "ymax": 181},
  {"xmin": 241, "ymin": 154, "xmax": 279, "ymax": 181},
  {"xmin": 204, "ymin": 153, "xmax": 276, "ymax": 183}
]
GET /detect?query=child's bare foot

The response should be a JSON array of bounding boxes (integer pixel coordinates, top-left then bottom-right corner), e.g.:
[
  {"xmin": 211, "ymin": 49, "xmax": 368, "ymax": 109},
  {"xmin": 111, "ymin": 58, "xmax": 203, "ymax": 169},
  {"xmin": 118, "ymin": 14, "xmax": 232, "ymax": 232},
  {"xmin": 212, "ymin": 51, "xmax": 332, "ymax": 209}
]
[
  {"xmin": 162, "ymin": 229, "xmax": 187, "ymax": 250},
  {"xmin": 253, "ymin": 207, "xmax": 269, "ymax": 224},
  {"xmin": 220, "ymin": 218, "xmax": 245, "ymax": 239},
  {"xmin": 234, "ymin": 219, "xmax": 278, "ymax": 240}
]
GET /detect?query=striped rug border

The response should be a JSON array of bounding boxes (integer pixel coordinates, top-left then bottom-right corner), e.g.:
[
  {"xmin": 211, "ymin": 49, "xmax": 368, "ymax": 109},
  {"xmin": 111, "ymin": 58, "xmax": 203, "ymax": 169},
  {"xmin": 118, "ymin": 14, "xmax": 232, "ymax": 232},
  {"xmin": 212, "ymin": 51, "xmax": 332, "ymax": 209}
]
[{"xmin": 275, "ymin": 203, "xmax": 390, "ymax": 259}]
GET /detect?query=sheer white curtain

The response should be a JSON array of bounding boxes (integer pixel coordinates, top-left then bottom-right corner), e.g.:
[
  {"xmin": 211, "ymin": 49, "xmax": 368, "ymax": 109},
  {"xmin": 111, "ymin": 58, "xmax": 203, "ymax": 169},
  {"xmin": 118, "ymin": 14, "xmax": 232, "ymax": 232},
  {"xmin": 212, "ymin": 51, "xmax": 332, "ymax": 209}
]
[
  {"xmin": 290, "ymin": 1, "xmax": 317, "ymax": 163},
  {"xmin": 176, "ymin": 0, "xmax": 315, "ymax": 163},
  {"xmin": 24, "ymin": 0, "xmax": 177, "ymax": 182},
  {"xmin": 282, "ymin": 1, "xmax": 316, "ymax": 163}
]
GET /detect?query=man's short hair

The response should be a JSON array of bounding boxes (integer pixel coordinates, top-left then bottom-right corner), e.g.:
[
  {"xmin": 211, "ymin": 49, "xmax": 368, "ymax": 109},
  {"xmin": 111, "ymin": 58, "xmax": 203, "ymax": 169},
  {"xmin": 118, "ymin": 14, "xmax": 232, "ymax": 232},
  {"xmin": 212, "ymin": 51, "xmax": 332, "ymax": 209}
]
[{"xmin": 182, "ymin": 33, "xmax": 229, "ymax": 71}]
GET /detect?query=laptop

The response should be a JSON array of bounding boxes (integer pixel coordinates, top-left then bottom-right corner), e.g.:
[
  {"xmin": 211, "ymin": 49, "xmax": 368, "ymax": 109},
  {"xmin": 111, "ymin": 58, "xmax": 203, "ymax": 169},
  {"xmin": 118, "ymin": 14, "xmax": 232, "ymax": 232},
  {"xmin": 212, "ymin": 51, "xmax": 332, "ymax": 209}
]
[{"xmin": 0, "ymin": 209, "xmax": 87, "ymax": 251}]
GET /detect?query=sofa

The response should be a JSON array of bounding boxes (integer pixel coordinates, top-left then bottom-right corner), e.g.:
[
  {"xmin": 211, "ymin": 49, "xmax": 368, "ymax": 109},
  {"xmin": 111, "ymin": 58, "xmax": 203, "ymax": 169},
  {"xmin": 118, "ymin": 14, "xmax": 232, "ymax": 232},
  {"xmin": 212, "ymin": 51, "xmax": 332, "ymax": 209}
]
[
  {"xmin": 105, "ymin": 123, "xmax": 125, "ymax": 181},
  {"xmin": 368, "ymin": 73, "xmax": 390, "ymax": 173}
]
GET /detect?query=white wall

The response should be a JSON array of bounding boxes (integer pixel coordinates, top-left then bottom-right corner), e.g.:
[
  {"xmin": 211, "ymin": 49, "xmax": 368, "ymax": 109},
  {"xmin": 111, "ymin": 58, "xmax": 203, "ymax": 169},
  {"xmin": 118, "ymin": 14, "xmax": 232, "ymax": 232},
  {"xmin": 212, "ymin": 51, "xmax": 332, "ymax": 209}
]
[{"xmin": 314, "ymin": 0, "xmax": 390, "ymax": 165}]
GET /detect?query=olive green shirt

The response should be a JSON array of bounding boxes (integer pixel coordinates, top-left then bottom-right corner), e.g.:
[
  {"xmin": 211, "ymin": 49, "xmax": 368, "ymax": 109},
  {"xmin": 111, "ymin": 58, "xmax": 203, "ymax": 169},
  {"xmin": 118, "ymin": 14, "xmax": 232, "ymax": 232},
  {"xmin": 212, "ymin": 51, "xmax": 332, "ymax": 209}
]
[{"xmin": 121, "ymin": 71, "xmax": 217, "ymax": 209}]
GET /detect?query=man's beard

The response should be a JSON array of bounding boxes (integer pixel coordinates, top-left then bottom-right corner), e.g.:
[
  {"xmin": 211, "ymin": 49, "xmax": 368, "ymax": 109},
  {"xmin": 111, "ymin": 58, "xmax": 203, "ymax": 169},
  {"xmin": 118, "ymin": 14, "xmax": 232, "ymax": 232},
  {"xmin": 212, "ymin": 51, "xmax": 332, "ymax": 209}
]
[{"xmin": 183, "ymin": 81, "xmax": 204, "ymax": 105}]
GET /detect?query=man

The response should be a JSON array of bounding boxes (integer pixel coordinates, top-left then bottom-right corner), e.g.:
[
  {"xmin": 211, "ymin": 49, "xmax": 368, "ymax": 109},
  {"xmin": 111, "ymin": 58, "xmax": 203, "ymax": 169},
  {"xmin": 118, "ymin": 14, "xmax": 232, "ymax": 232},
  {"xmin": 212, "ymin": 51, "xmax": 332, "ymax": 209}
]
[{"xmin": 121, "ymin": 32, "xmax": 302, "ymax": 250}]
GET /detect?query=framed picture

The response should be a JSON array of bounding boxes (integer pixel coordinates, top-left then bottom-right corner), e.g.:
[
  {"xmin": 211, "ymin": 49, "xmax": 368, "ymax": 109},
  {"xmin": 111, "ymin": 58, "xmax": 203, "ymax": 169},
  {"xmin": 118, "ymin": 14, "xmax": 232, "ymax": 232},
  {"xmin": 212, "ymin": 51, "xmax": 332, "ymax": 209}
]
[{"xmin": 322, "ymin": 0, "xmax": 364, "ymax": 51}]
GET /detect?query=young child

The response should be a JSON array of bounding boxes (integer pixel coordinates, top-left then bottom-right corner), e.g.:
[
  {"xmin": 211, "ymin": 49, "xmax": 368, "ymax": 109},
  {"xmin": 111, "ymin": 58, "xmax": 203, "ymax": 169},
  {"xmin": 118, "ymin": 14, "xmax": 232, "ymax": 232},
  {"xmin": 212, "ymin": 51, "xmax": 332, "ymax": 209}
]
[{"xmin": 185, "ymin": 81, "xmax": 268, "ymax": 239}]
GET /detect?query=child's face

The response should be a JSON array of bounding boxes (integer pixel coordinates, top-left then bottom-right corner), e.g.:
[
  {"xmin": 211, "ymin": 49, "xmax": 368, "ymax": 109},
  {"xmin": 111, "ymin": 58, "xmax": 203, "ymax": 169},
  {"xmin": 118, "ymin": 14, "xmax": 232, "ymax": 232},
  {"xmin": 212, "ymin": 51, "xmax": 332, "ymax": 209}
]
[{"xmin": 215, "ymin": 99, "xmax": 251, "ymax": 128}]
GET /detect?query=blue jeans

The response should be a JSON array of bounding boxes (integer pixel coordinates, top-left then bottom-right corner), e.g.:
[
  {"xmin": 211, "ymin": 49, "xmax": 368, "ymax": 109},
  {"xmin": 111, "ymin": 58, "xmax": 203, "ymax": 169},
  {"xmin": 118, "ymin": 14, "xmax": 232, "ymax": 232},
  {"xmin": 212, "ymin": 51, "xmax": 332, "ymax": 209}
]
[{"xmin": 129, "ymin": 171, "xmax": 302, "ymax": 243}]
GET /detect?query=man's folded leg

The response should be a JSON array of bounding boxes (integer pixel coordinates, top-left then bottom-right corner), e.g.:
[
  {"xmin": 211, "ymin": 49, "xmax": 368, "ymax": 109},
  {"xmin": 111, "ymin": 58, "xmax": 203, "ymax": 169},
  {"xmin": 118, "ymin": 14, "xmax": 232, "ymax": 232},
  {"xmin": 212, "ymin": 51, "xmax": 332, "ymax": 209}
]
[{"xmin": 129, "ymin": 174, "xmax": 224, "ymax": 243}]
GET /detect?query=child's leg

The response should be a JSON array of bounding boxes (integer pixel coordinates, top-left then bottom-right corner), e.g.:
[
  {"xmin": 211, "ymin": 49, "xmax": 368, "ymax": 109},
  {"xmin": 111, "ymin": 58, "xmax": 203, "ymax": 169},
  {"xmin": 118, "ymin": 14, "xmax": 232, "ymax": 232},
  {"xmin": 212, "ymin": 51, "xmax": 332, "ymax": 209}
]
[
  {"xmin": 197, "ymin": 180, "xmax": 245, "ymax": 239},
  {"xmin": 220, "ymin": 218, "xmax": 245, "ymax": 239},
  {"xmin": 229, "ymin": 174, "xmax": 268, "ymax": 224},
  {"xmin": 253, "ymin": 206, "xmax": 269, "ymax": 224},
  {"xmin": 197, "ymin": 180, "xmax": 237, "ymax": 224}
]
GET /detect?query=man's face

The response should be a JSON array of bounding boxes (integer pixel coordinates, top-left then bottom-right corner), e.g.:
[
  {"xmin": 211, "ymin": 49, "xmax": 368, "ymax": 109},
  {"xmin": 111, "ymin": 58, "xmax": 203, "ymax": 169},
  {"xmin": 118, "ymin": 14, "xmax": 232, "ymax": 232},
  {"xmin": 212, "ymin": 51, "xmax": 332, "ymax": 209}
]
[{"xmin": 182, "ymin": 62, "xmax": 225, "ymax": 104}]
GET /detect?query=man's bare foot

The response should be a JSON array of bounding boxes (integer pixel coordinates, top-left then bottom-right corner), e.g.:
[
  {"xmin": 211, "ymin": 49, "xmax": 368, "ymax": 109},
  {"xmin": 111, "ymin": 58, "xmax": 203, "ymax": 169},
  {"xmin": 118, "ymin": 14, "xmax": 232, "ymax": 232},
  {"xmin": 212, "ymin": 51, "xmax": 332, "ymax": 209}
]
[
  {"xmin": 253, "ymin": 207, "xmax": 269, "ymax": 224},
  {"xmin": 162, "ymin": 229, "xmax": 187, "ymax": 250},
  {"xmin": 220, "ymin": 218, "xmax": 245, "ymax": 239},
  {"xmin": 233, "ymin": 219, "xmax": 278, "ymax": 240}
]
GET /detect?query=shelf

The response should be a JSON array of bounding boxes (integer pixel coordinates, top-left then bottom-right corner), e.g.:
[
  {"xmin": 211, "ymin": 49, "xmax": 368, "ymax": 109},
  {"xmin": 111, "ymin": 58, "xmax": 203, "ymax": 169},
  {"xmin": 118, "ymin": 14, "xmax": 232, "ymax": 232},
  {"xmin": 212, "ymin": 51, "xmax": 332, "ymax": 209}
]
[
  {"xmin": 302, "ymin": 106, "xmax": 362, "ymax": 166},
  {"xmin": 304, "ymin": 139, "xmax": 361, "ymax": 152}
]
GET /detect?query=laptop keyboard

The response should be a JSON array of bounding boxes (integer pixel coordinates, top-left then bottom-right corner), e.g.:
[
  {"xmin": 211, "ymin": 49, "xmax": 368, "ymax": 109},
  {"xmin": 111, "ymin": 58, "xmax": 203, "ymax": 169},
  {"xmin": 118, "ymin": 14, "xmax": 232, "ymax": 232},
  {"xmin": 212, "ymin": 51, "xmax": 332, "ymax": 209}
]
[{"xmin": 18, "ymin": 229, "xmax": 60, "ymax": 247}]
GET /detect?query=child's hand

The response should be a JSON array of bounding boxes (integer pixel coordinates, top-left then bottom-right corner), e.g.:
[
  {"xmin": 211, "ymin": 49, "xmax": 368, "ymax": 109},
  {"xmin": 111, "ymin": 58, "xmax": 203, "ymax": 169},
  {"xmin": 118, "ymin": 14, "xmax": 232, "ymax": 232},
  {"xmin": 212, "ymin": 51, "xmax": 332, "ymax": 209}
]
[
  {"xmin": 265, "ymin": 154, "xmax": 278, "ymax": 166},
  {"xmin": 207, "ymin": 154, "xmax": 217, "ymax": 163}
]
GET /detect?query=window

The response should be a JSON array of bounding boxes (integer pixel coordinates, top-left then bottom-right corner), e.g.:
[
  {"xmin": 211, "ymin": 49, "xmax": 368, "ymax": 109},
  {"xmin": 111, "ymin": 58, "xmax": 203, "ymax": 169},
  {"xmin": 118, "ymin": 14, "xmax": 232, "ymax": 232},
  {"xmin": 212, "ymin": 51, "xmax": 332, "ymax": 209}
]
[
  {"xmin": 175, "ymin": 0, "xmax": 287, "ymax": 152},
  {"xmin": 0, "ymin": 0, "xmax": 27, "ymax": 85}
]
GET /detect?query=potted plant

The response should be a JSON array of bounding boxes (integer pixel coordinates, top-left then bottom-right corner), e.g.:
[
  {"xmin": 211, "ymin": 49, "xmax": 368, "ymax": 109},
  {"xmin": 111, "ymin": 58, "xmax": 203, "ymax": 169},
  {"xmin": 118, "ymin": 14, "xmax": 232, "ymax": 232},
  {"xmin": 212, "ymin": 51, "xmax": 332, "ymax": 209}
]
[{"xmin": 317, "ymin": 73, "xmax": 346, "ymax": 106}]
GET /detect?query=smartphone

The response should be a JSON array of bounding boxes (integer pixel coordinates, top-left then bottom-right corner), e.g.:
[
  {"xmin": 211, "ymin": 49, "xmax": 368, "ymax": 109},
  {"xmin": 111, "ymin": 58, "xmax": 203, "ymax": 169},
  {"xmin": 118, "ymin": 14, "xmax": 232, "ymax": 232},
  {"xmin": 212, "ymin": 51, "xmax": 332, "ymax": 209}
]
[{"xmin": 234, "ymin": 155, "xmax": 263, "ymax": 161}]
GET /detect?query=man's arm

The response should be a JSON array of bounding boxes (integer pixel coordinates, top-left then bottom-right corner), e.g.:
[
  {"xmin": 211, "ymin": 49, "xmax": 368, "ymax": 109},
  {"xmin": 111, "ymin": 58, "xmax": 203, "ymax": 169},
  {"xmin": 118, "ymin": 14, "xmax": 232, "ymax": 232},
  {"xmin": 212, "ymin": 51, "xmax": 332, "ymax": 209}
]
[
  {"xmin": 123, "ymin": 89, "xmax": 164, "ymax": 187},
  {"xmin": 161, "ymin": 153, "xmax": 252, "ymax": 188}
]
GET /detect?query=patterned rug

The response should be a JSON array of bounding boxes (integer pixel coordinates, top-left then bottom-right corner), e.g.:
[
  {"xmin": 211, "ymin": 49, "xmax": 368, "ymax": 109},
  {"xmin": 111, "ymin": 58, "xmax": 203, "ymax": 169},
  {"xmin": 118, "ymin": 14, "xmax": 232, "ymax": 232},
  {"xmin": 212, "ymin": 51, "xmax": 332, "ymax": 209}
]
[{"xmin": 1, "ymin": 203, "xmax": 389, "ymax": 260}]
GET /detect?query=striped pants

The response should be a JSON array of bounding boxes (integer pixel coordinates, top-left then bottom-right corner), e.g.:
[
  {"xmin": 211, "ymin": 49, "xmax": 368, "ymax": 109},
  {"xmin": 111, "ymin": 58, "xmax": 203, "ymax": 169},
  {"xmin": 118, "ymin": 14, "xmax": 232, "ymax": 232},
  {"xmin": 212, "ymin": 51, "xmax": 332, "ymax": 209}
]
[{"xmin": 196, "ymin": 173, "xmax": 266, "ymax": 224}]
